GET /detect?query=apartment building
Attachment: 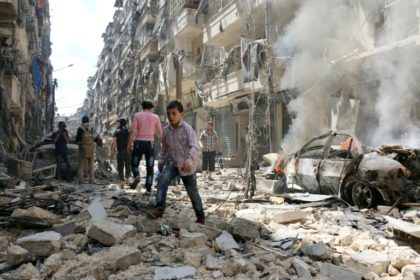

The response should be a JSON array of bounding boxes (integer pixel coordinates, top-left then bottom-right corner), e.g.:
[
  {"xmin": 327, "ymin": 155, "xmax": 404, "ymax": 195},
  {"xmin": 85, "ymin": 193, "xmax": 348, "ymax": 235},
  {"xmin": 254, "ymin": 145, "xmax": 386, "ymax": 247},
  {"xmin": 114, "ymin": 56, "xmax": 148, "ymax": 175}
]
[
  {"xmin": 0, "ymin": 0, "xmax": 53, "ymax": 151},
  {"xmin": 86, "ymin": 0, "xmax": 420, "ymax": 161}
]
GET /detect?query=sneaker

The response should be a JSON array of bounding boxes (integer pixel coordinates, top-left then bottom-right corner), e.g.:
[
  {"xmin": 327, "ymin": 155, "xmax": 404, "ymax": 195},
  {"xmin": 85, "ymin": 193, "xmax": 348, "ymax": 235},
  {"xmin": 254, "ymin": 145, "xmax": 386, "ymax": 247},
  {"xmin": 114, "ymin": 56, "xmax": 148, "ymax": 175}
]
[
  {"xmin": 144, "ymin": 190, "xmax": 151, "ymax": 196},
  {"xmin": 130, "ymin": 176, "xmax": 140, "ymax": 189},
  {"xmin": 208, "ymin": 176, "xmax": 214, "ymax": 181},
  {"xmin": 196, "ymin": 217, "xmax": 205, "ymax": 224},
  {"xmin": 147, "ymin": 208, "xmax": 163, "ymax": 219}
]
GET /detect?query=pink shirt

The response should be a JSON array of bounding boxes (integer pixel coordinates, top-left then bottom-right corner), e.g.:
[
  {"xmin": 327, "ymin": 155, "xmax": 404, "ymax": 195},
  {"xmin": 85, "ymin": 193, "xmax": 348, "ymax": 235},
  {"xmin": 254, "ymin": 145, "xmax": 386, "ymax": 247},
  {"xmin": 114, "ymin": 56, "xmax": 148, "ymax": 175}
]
[{"xmin": 131, "ymin": 111, "xmax": 163, "ymax": 141}]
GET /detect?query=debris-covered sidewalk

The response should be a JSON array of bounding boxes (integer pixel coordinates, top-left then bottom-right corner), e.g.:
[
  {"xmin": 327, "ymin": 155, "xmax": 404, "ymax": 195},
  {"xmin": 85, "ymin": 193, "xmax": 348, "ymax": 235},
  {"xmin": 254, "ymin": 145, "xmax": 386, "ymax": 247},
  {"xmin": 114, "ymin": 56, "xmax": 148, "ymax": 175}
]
[{"xmin": 0, "ymin": 167, "xmax": 419, "ymax": 280}]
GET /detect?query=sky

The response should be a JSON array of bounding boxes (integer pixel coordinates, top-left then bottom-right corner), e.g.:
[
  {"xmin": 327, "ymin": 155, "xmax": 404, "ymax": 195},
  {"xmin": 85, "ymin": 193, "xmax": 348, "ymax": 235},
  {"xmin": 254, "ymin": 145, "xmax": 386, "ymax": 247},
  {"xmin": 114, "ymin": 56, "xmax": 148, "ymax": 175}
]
[{"xmin": 49, "ymin": 0, "xmax": 116, "ymax": 116}]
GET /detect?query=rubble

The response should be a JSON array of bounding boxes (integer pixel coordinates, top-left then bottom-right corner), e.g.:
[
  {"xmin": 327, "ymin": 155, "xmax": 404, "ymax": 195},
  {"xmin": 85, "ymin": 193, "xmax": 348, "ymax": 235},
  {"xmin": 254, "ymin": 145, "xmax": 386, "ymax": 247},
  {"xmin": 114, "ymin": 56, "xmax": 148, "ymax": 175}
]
[
  {"xmin": 0, "ymin": 166, "xmax": 418, "ymax": 280},
  {"xmin": 154, "ymin": 266, "xmax": 196, "ymax": 280},
  {"xmin": 10, "ymin": 263, "xmax": 41, "ymax": 280},
  {"xmin": 87, "ymin": 219, "xmax": 136, "ymax": 246},
  {"xmin": 5, "ymin": 245, "xmax": 31, "ymax": 265},
  {"xmin": 215, "ymin": 230, "xmax": 240, "ymax": 252},
  {"xmin": 11, "ymin": 206, "xmax": 61, "ymax": 226},
  {"xmin": 179, "ymin": 230, "xmax": 208, "ymax": 248},
  {"xmin": 16, "ymin": 231, "xmax": 62, "ymax": 257},
  {"xmin": 320, "ymin": 263, "xmax": 362, "ymax": 280},
  {"xmin": 401, "ymin": 264, "xmax": 420, "ymax": 280},
  {"xmin": 292, "ymin": 257, "xmax": 313, "ymax": 279},
  {"xmin": 301, "ymin": 240, "xmax": 332, "ymax": 260},
  {"xmin": 345, "ymin": 250, "xmax": 390, "ymax": 275}
]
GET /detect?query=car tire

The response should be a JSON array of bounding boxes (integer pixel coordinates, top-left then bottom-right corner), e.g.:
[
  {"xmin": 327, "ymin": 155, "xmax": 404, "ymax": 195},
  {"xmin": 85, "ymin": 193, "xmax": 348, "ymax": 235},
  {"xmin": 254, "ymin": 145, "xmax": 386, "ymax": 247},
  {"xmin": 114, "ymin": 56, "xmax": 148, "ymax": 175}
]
[{"xmin": 344, "ymin": 176, "xmax": 381, "ymax": 209}]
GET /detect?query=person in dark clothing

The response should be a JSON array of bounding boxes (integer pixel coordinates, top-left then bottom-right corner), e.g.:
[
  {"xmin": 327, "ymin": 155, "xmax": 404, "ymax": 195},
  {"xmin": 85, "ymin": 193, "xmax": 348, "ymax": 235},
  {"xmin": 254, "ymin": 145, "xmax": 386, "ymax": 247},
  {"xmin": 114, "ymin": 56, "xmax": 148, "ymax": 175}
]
[
  {"xmin": 52, "ymin": 121, "xmax": 72, "ymax": 181},
  {"xmin": 76, "ymin": 116, "xmax": 100, "ymax": 184},
  {"xmin": 111, "ymin": 118, "xmax": 131, "ymax": 182}
]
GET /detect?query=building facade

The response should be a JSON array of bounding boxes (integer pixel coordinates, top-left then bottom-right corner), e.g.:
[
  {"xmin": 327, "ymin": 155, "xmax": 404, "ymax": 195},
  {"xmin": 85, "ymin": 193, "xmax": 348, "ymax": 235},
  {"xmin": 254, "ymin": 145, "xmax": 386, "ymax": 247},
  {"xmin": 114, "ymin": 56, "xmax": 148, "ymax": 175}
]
[
  {"xmin": 85, "ymin": 0, "xmax": 420, "ymax": 161},
  {"xmin": 0, "ymin": 0, "xmax": 53, "ymax": 152}
]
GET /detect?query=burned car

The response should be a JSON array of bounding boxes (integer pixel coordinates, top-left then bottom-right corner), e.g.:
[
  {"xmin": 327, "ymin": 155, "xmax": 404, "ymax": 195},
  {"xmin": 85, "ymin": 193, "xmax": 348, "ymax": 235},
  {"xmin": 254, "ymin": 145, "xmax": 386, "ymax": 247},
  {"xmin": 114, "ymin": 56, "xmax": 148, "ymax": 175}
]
[{"xmin": 277, "ymin": 131, "xmax": 419, "ymax": 208}]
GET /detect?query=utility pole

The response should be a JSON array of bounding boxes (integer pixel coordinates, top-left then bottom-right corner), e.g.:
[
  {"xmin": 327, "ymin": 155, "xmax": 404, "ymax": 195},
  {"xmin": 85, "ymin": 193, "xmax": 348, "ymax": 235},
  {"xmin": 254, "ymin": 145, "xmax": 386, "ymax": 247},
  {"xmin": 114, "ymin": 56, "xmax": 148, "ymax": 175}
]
[
  {"xmin": 51, "ymin": 78, "xmax": 58, "ymax": 130},
  {"xmin": 174, "ymin": 54, "xmax": 183, "ymax": 101}
]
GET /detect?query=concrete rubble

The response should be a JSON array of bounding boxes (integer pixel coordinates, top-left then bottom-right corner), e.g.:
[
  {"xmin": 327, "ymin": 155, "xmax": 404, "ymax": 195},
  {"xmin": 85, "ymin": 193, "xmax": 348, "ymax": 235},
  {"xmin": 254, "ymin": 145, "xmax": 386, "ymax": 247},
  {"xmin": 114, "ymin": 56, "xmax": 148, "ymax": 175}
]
[{"xmin": 0, "ymin": 168, "xmax": 418, "ymax": 280}]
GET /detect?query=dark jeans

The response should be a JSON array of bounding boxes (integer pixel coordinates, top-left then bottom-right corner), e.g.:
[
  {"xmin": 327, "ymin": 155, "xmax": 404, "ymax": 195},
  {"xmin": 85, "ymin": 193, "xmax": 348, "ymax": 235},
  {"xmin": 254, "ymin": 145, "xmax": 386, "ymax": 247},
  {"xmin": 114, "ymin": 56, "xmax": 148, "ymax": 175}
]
[
  {"xmin": 131, "ymin": 140, "xmax": 154, "ymax": 190},
  {"xmin": 202, "ymin": 151, "xmax": 216, "ymax": 171},
  {"xmin": 55, "ymin": 153, "xmax": 72, "ymax": 180},
  {"xmin": 156, "ymin": 163, "xmax": 205, "ymax": 219},
  {"xmin": 117, "ymin": 150, "xmax": 131, "ymax": 180}
]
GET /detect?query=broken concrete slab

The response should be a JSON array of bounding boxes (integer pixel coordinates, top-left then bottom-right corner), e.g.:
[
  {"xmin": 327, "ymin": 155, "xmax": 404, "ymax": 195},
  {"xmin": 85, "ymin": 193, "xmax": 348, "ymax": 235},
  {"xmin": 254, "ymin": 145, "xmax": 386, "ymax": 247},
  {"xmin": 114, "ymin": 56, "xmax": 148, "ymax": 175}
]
[
  {"xmin": 52, "ymin": 245, "xmax": 141, "ymax": 279},
  {"xmin": 154, "ymin": 266, "xmax": 196, "ymax": 280},
  {"xmin": 320, "ymin": 263, "xmax": 362, "ymax": 280},
  {"xmin": 227, "ymin": 218, "xmax": 260, "ymax": 240},
  {"xmin": 87, "ymin": 219, "xmax": 136, "ymax": 246},
  {"xmin": 301, "ymin": 240, "xmax": 332, "ymax": 260},
  {"xmin": 215, "ymin": 230, "xmax": 240, "ymax": 252},
  {"xmin": 401, "ymin": 264, "xmax": 420, "ymax": 280},
  {"xmin": 235, "ymin": 208, "xmax": 264, "ymax": 223},
  {"xmin": 11, "ymin": 206, "xmax": 60, "ymax": 226},
  {"xmin": 5, "ymin": 245, "xmax": 31, "ymax": 265},
  {"xmin": 16, "ymin": 231, "xmax": 62, "ymax": 257},
  {"xmin": 41, "ymin": 252, "xmax": 63, "ymax": 277},
  {"xmin": 87, "ymin": 198, "xmax": 108, "ymax": 220},
  {"xmin": 221, "ymin": 259, "xmax": 241, "ymax": 277},
  {"xmin": 10, "ymin": 263, "xmax": 41, "ymax": 280},
  {"xmin": 266, "ymin": 209, "xmax": 308, "ymax": 224},
  {"xmin": 345, "ymin": 250, "xmax": 390, "ymax": 275},
  {"xmin": 388, "ymin": 246, "xmax": 420, "ymax": 269},
  {"xmin": 205, "ymin": 254, "xmax": 224, "ymax": 270},
  {"xmin": 62, "ymin": 233, "xmax": 88, "ymax": 251},
  {"xmin": 384, "ymin": 215, "xmax": 420, "ymax": 239},
  {"xmin": 126, "ymin": 215, "xmax": 160, "ymax": 234},
  {"xmin": 292, "ymin": 258, "xmax": 313, "ymax": 279},
  {"xmin": 52, "ymin": 221, "xmax": 78, "ymax": 236},
  {"xmin": 180, "ymin": 231, "xmax": 208, "ymax": 248},
  {"xmin": 183, "ymin": 251, "xmax": 201, "ymax": 267}
]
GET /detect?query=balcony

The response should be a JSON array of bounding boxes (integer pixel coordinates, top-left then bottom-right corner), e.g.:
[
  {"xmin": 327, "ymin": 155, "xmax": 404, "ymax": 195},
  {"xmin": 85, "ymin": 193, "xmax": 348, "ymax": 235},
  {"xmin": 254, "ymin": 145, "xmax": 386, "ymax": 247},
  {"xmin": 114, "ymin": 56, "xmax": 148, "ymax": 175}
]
[
  {"xmin": 202, "ymin": 70, "xmax": 244, "ymax": 101},
  {"xmin": 0, "ymin": 0, "xmax": 18, "ymax": 21},
  {"xmin": 139, "ymin": 39, "xmax": 158, "ymax": 61},
  {"xmin": 203, "ymin": 1, "xmax": 244, "ymax": 49},
  {"xmin": 173, "ymin": 8, "xmax": 203, "ymax": 40},
  {"xmin": 3, "ymin": 75, "xmax": 21, "ymax": 111}
]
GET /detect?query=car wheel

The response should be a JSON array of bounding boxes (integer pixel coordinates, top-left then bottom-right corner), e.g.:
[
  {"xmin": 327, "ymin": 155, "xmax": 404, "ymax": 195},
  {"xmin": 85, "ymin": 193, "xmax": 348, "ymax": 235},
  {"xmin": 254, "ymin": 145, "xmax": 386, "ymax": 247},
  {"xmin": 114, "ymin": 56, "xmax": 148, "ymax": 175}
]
[{"xmin": 351, "ymin": 180, "xmax": 380, "ymax": 209}]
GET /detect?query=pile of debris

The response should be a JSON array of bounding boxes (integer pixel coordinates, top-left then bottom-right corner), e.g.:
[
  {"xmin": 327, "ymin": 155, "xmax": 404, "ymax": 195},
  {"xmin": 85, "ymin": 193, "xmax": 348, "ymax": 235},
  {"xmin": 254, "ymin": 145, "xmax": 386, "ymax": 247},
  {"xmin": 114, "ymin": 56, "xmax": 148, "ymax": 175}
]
[{"xmin": 0, "ymin": 168, "xmax": 419, "ymax": 280}]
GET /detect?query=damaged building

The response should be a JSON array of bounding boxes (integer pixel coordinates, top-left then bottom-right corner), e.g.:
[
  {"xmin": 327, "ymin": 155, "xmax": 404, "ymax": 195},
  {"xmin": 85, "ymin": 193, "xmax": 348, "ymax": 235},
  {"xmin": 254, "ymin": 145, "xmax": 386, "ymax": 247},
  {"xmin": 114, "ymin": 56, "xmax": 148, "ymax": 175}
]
[
  {"xmin": 84, "ymin": 0, "xmax": 420, "ymax": 165},
  {"xmin": 0, "ymin": 0, "xmax": 53, "ymax": 153},
  {"xmin": 84, "ymin": 0, "xmax": 300, "ymax": 164}
]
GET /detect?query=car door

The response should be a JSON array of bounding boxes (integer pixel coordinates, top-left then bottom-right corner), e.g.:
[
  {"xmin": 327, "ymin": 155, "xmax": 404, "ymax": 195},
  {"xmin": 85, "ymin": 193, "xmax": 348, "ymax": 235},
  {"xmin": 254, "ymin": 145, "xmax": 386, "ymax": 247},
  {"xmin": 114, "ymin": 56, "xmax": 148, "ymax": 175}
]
[
  {"xmin": 318, "ymin": 133, "xmax": 357, "ymax": 194},
  {"xmin": 294, "ymin": 133, "xmax": 331, "ymax": 193}
]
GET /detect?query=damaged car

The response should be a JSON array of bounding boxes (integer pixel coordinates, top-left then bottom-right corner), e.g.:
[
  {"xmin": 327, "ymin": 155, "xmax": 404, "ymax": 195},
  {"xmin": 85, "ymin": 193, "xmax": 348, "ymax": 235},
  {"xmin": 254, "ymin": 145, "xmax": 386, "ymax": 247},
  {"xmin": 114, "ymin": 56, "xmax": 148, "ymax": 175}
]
[{"xmin": 276, "ymin": 131, "xmax": 419, "ymax": 209}]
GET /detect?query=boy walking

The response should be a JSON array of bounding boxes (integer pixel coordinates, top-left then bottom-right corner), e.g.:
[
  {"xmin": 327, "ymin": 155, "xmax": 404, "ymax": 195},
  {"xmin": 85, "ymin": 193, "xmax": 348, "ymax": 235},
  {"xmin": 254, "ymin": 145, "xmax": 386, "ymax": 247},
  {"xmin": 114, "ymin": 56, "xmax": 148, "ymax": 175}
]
[
  {"xmin": 199, "ymin": 121, "xmax": 218, "ymax": 181},
  {"xmin": 111, "ymin": 118, "xmax": 131, "ymax": 182},
  {"xmin": 52, "ymin": 121, "xmax": 72, "ymax": 181},
  {"xmin": 148, "ymin": 100, "xmax": 205, "ymax": 224},
  {"xmin": 128, "ymin": 101, "xmax": 163, "ymax": 193}
]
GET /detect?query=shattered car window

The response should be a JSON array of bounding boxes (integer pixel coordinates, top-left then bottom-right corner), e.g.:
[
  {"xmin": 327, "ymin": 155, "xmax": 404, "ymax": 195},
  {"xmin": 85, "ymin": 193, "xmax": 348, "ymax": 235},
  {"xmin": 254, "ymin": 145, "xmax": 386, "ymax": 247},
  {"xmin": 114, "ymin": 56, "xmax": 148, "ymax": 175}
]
[
  {"xmin": 298, "ymin": 135, "xmax": 329, "ymax": 159},
  {"xmin": 327, "ymin": 134, "xmax": 359, "ymax": 159}
]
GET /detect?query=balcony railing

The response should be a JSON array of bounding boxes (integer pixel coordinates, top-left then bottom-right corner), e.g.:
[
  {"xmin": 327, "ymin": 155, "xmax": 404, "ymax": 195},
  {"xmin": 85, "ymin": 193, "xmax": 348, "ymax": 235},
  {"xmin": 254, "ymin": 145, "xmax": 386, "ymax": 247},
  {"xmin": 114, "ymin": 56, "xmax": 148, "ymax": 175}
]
[{"xmin": 0, "ymin": 0, "xmax": 18, "ymax": 21}]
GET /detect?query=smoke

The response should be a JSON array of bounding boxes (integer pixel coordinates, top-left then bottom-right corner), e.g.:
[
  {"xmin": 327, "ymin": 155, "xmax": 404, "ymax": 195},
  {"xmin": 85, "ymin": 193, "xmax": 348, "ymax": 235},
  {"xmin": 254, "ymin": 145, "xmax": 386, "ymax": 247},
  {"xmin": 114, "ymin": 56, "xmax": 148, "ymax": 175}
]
[{"xmin": 274, "ymin": 0, "xmax": 420, "ymax": 151}]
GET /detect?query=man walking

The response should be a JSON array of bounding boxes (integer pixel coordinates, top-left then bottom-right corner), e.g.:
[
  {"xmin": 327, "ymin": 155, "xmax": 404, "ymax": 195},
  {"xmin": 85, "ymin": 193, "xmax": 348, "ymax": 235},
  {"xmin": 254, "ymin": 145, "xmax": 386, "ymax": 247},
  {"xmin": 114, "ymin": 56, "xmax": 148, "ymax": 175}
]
[
  {"xmin": 199, "ymin": 121, "xmax": 218, "ymax": 181},
  {"xmin": 148, "ymin": 100, "xmax": 205, "ymax": 224},
  {"xmin": 111, "ymin": 118, "xmax": 131, "ymax": 182},
  {"xmin": 76, "ymin": 116, "xmax": 97, "ymax": 184},
  {"xmin": 128, "ymin": 100, "xmax": 163, "ymax": 193},
  {"xmin": 52, "ymin": 121, "xmax": 72, "ymax": 181}
]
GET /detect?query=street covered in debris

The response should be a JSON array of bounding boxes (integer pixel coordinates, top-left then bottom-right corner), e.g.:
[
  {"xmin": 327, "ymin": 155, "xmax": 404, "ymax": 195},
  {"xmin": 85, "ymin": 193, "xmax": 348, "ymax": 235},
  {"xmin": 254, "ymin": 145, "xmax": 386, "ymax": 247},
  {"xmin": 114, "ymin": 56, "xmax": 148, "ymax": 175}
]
[{"xmin": 1, "ymin": 0, "xmax": 420, "ymax": 279}]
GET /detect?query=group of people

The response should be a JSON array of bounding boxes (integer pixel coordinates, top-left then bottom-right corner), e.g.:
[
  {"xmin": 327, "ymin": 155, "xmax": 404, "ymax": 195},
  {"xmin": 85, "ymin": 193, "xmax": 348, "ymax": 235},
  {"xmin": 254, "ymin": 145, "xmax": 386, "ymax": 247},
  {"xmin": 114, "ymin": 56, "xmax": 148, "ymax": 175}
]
[{"xmin": 52, "ymin": 100, "xmax": 220, "ymax": 224}]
